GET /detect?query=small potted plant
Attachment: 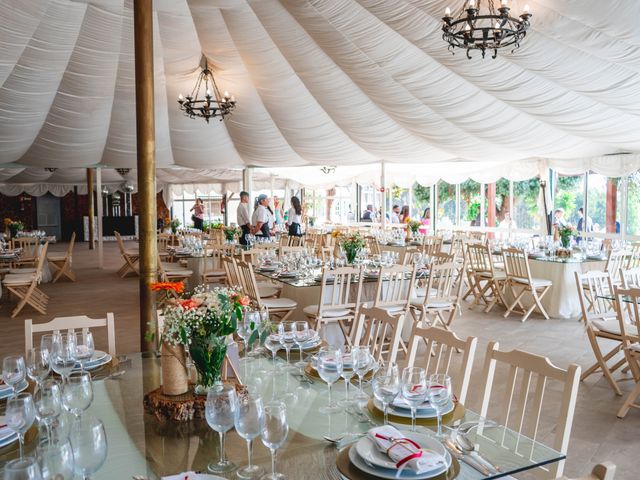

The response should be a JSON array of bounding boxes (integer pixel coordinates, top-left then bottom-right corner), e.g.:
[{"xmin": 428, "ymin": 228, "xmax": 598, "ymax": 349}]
[
  {"xmin": 4, "ymin": 218, "xmax": 24, "ymax": 238},
  {"xmin": 170, "ymin": 218, "xmax": 181, "ymax": 235},
  {"xmin": 223, "ymin": 225, "xmax": 240, "ymax": 243},
  {"xmin": 340, "ymin": 232, "xmax": 366, "ymax": 264},
  {"xmin": 407, "ymin": 219, "xmax": 422, "ymax": 239}
]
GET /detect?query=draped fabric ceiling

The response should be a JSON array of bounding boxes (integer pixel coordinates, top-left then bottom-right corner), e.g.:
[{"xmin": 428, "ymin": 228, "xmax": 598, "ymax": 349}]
[{"xmin": 1, "ymin": 0, "xmax": 640, "ymax": 182}]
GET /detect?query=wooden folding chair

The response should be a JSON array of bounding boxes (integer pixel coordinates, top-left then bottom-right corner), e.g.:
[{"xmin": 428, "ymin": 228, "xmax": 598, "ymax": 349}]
[
  {"xmin": 114, "ymin": 231, "xmax": 139, "ymax": 277},
  {"xmin": 465, "ymin": 243, "xmax": 507, "ymax": 312},
  {"xmin": 201, "ymin": 243, "xmax": 228, "ymax": 285},
  {"xmin": 621, "ymin": 267, "xmax": 640, "ymax": 289},
  {"xmin": 303, "ymin": 265, "xmax": 364, "ymax": 345},
  {"xmin": 365, "ymin": 236, "xmax": 381, "ymax": 255},
  {"xmin": 25, "ymin": 313, "xmax": 116, "ymax": 357},
  {"xmin": 11, "ymin": 237, "xmax": 39, "ymax": 268},
  {"xmin": 613, "ymin": 287, "xmax": 640, "ymax": 418},
  {"xmin": 605, "ymin": 250, "xmax": 631, "ymax": 286},
  {"xmin": 278, "ymin": 246, "xmax": 307, "ymax": 260},
  {"xmin": 479, "ymin": 342, "xmax": 581, "ymax": 478},
  {"xmin": 157, "ymin": 252, "xmax": 192, "ymax": 283},
  {"xmin": 420, "ymin": 236, "xmax": 443, "ymax": 256},
  {"xmin": 351, "ymin": 306, "xmax": 405, "ymax": 365},
  {"xmin": 502, "ymin": 247, "xmax": 552, "ymax": 322},
  {"xmin": 3, "ymin": 242, "xmax": 50, "ymax": 317},
  {"xmin": 47, "ymin": 232, "xmax": 76, "ymax": 283},
  {"xmin": 406, "ymin": 325, "xmax": 477, "ymax": 404},
  {"xmin": 575, "ymin": 271, "xmax": 627, "ymax": 396},
  {"xmin": 410, "ymin": 262, "xmax": 459, "ymax": 332}
]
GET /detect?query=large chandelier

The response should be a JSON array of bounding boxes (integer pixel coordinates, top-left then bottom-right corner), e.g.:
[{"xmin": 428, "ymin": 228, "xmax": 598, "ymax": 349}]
[
  {"xmin": 177, "ymin": 60, "xmax": 236, "ymax": 123},
  {"xmin": 442, "ymin": 0, "xmax": 532, "ymax": 59}
]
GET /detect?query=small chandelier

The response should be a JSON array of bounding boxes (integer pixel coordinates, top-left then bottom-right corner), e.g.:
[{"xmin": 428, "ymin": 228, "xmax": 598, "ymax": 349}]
[
  {"xmin": 177, "ymin": 59, "xmax": 236, "ymax": 123},
  {"xmin": 442, "ymin": 0, "xmax": 532, "ymax": 59}
]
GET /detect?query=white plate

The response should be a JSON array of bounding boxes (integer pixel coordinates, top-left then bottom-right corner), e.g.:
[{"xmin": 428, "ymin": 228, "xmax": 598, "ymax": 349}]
[
  {"xmin": 279, "ymin": 271, "xmax": 299, "ymax": 278},
  {"xmin": 348, "ymin": 435, "xmax": 451, "ymax": 480},
  {"xmin": 0, "ymin": 380, "xmax": 29, "ymax": 400},
  {"xmin": 377, "ymin": 398, "xmax": 455, "ymax": 419},
  {"xmin": 76, "ymin": 350, "xmax": 108, "ymax": 366},
  {"xmin": 162, "ymin": 474, "xmax": 227, "ymax": 480},
  {"xmin": 355, "ymin": 431, "xmax": 450, "ymax": 474},
  {"xmin": 0, "ymin": 432, "xmax": 18, "ymax": 448}
]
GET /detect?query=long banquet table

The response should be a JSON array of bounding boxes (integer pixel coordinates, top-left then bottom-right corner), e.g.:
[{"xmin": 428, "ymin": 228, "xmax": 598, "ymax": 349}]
[{"xmin": 0, "ymin": 354, "xmax": 566, "ymax": 479}]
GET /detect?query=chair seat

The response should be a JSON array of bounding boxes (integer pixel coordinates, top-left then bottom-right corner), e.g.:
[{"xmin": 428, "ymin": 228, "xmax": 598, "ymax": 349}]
[
  {"xmin": 478, "ymin": 271, "xmax": 507, "ymax": 280},
  {"xmin": 259, "ymin": 286, "xmax": 279, "ymax": 298},
  {"xmin": 414, "ymin": 287, "xmax": 437, "ymax": 298},
  {"xmin": 166, "ymin": 269, "xmax": 193, "ymax": 276},
  {"xmin": 411, "ymin": 299, "xmax": 454, "ymax": 309},
  {"xmin": 47, "ymin": 254, "xmax": 67, "ymax": 262},
  {"xmin": 262, "ymin": 297, "xmax": 297, "ymax": 309},
  {"xmin": 303, "ymin": 305, "xmax": 352, "ymax": 318},
  {"xmin": 2, "ymin": 274, "xmax": 36, "ymax": 285},
  {"xmin": 362, "ymin": 302, "xmax": 405, "ymax": 314},
  {"xmin": 514, "ymin": 277, "xmax": 552, "ymax": 288},
  {"xmin": 9, "ymin": 268, "xmax": 36, "ymax": 274},
  {"xmin": 630, "ymin": 343, "xmax": 640, "ymax": 353},
  {"xmin": 203, "ymin": 270, "xmax": 226, "ymax": 278},
  {"xmin": 593, "ymin": 318, "xmax": 638, "ymax": 336}
]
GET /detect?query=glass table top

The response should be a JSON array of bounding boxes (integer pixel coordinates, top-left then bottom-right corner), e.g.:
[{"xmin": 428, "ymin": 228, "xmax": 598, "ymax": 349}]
[
  {"xmin": 256, "ymin": 268, "xmax": 429, "ymax": 288},
  {"xmin": 0, "ymin": 354, "xmax": 565, "ymax": 479}
]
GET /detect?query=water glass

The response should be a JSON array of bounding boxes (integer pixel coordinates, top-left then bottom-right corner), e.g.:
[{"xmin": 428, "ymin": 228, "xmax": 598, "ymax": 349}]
[
  {"xmin": 316, "ymin": 347, "xmax": 343, "ymax": 414},
  {"xmin": 260, "ymin": 402, "xmax": 288, "ymax": 480},
  {"xmin": 62, "ymin": 371, "xmax": 93, "ymax": 417},
  {"xmin": 3, "ymin": 457, "xmax": 43, "ymax": 480},
  {"xmin": 428, "ymin": 374, "xmax": 452, "ymax": 438},
  {"xmin": 401, "ymin": 367, "xmax": 428, "ymax": 432},
  {"xmin": 40, "ymin": 334, "xmax": 60, "ymax": 365},
  {"xmin": 50, "ymin": 334, "xmax": 76, "ymax": 383},
  {"xmin": 292, "ymin": 321, "xmax": 310, "ymax": 368},
  {"xmin": 37, "ymin": 440, "xmax": 74, "ymax": 480},
  {"xmin": 338, "ymin": 347, "xmax": 355, "ymax": 407},
  {"xmin": 234, "ymin": 395, "xmax": 265, "ymax": 479},
  {"xmin": 26, "ymin": 349, "xmax": 50, "ymax": 387},
  {"xmin": 352, "ymin": 346, "xmax": 372, "ymax": 400},
  {"xmin": 205, "ymin": 385, "xmax": 237, "ymax": 473},
  {"xmin": 264, "ymin": 334, "xmax": 282, "ymax": 372},
  {"xmin": 6, "ymin": 393, "xmax": 37, "ymax": 459},
  {"xmin": 34, "ymin": 379, "xmax": 63, "ymax": 441},
  {"xmin": 278, "ymin": 322, "xmax": 295, "ymax": 370},
  {"xmin": 372, "ymin": 364, "xmax": 400, "ymax": 425},
  {"xmin": 74, "ymin": 331, "xmax": 95, "ymax": 370},
  {"xmin": 69, "ymin": 415, "xmax": 108, "ymax": 479},
  {"xmin": 3, "ymin": 355, "xmax": 27, "ymax": 396}
]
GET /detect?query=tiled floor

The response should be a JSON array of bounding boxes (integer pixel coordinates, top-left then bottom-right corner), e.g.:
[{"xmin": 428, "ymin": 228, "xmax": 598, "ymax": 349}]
[{"xmin": 0, "ymin": 242, "xmax": 637, "ymax": 479}]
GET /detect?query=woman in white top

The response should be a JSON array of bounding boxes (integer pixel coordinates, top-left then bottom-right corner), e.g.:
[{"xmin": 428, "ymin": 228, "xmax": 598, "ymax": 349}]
[{"xmin": 287, "ymin": 196, "xmax": 303, "ymax": 237}]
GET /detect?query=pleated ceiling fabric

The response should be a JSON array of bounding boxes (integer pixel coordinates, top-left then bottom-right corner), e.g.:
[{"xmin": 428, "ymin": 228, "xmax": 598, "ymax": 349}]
[{"xmin": 0, "ymin": 0, "xmax": 639, "ymax": 170}]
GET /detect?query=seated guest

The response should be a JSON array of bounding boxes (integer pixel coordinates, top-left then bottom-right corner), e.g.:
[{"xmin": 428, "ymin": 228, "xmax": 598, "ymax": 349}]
[
  {"xmin": 252, "ymin": 194, "xmax": 273, "ymax": 238},
  {"xmin": 390, "ymin": 205, "xmax": 401, "ymax": 224},
  {"xmin": 287, "ymin": 196, "xmax": 303, "ymax": 236},
  {"xmin": 237, "ymin": 191, "xmax": 251, "ymax": 245}
]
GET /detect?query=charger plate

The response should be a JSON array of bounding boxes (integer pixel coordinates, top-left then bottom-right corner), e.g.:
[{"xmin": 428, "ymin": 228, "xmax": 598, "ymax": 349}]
[{"xmin": 367, "ymin": 399, "xmax": 465, "ymax": 427}]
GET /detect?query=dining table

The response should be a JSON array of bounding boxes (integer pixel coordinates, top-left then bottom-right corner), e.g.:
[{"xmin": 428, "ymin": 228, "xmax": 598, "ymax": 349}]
[{"xmin": 0, "ymin": 353, "xmax": 567, "ymax": 480}]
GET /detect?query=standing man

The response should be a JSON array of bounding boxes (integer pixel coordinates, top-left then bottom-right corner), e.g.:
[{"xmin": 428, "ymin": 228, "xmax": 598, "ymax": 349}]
[
  {"xmin": 237, "ymin": 191, "xmax": 251, "ymax": 245},
  {"xmin": 576, "ymin": 207, "xmax": 592, "ymax": 244},
  {"xmin": 390, "ymin": 204, "xmax": 401, "ymax": 224},
  {"xmin": 252, "ymin": 194, "xmax": 272, "ymax": 238}
]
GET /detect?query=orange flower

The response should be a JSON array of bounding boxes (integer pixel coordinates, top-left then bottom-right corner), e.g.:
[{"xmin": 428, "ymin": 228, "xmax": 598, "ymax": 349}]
[
  {"xmin": 150, "ymin": 281, "xmax": 185, "ymax": 294},
  {"xmin": 178, "ymin": 299, "xmax": 201, "ymax": 310},
  {"xmin": 233, "ymin": 295, "xmax": 251, "ymax": 307}
]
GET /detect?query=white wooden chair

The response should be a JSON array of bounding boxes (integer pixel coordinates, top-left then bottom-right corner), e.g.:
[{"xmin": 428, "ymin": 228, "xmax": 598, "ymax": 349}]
[
  {"xmin": 303, "ymin": 265, "xmax": 364, "ymax": 345},
  {"xmin": 11, "ymin": 237, "xmax": 39, "ymax": 268},
  {"xmin": 47, "ymin": 232, "xmax": 76, "ymax": 283},
  {"xmin": 502, "ymin": 247, "xmax": 552, "ymax": 322},
  {"xmin": 25, "ymin": 313, "xmax": 116, "ymax": 357},
  {"xmin": 613, "ymin": 287, "xmax": 640, "ymax": 418},
  {"xmin": 236, "ymin": 260, "xmax": 297, "ymax": 323},
  {"xmin": 114, "ymin": 231, "xmax": 139, "ymax": 277},
  {"xmin": 406, "ymin": 325, "xmax": 477, "ymax": 404},
  {"xmin": 562, "ymin": 462, "xmax": 616, "ymax": 480},
  {"xmin": 351, "ymin": 306, "xmax": 405, "ymax": 365},
  {"xmin": 465, "ymin": 242, "xmax": 506, "ymax": 312},
  {"xmin": 201, "ymin": 243, "xmax": 228, "ymax": 285},
  {"xmin": 605, "ymin": 250, "xmax": 631, "ymax": 285},
  {"xmin": 223, "ymin": 254, "xmax": 277, "ymax": 298},
  {"xmin": 2, "ymin": 242, "xmax": 50, "ymax": 318},
  {"xmin": 420, "ymin": 236, "xmax": 443, "ymax": 256},
  {"xmin": 278, "ymin": 246, "xmax": 307, "ymax": 260},
  {"xmin": 621, "ymin": 267, "xmax": 640, "ymax": 289},
  {"xmin": 157, "ymin": 253, "xmax": 192, "ymax": 283},
  {"xmin": 478, "ymin": 342, "xmax": 581, "ymax": 479},
  {"xmin": 364, "ymin": 236, "xmax": 381, "ymax": 256},
  {"xmin": 574, "ymin": 271, "xmax": 627, "ymax": 396},
  {"xmin": 410, "ymin": 262, "xmax": 458, "ymax": 331}
]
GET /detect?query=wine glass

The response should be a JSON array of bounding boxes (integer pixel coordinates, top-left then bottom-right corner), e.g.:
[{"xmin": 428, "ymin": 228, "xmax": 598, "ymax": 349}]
[
  {"xmin": 37, "ymin": 440, "xmax": 74, "ymax": 480},
  {"xmin": 316, "ymin": 347, "xmax": 343, "ymax": 414},
  {"xmin": 6, "ymin": 393, "xmax": 37, "ymax": 459},
  {"xmin": 62, "ymin": 371, "xmax": 93, "ymax": 417},
  {"xmin": 352, "ymin": 346, "xmax": 372, "ymax": 400},
  {"xmin": 205, "ymin": 385, "xmax": 237, "ymax": 473},
  {"xmin": 260, "ymin": 401, "xmax": 288, "ymax": 480},
  {"xmin": 50, "ymin": 334, "xmax": 76, "ymax": 383},
  {"xmin": 26, "ymin": 348, "xmax": 50, "ymax": 388},
  {"xmin": 264, "ymin": 334, "xmax": 282, "ymax": 372},
  {"xmin": 3, "ymin": 355, "xmax": 27, "ymax": 397},
  {"xmin": 428, "ymin": 374, "xmax": 452, "ymax": 438},
  {"xmin": 234, "ymin": 394, "xmax": 265, "ymax": 479},
  {"xmin": 40, "ymin": 333, "xmax": 60, "ymax": 365},
  {"xmin": 278, "ymin": 322, "xmax": 295, "ymax": 370},
  {"xmin": 69, "ymin": 414, "xmax": 108, "ymax": 479},
  {"xmin": 237, "ymin": 310, "xmax": 254, "ymax": 359},
  {"xmin": 34, "ymin": 379, "xmax": 63, "ymax": 442},
  {"xmin": 3, "ymin": 457, "xmax": 43, "ymax": 480},
  {"xmin": 338, "ymin": 347, "xmax": 355, "ymax": 407},
  {"xmin": 401, "ymin": 367, "xmax": 428, "ymax": 432},
  {"xmin": 292, "ymin": 321, "xmax": 310, "ymax": 369},
  {"xmin": 372, "ymin": 363, "xmax": 400, "ymax": 425},
  {"xmin": 74, "ymin": 331, "xmax": 95, "ymax": 371}
]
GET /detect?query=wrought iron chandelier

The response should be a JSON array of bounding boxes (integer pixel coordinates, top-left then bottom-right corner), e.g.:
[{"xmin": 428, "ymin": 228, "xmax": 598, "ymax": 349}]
[
  {"xmin": 177, "ymin": 60, "xmax": 236, "ymax": 123},
  {"xmin": 442, "ymin": 0, "xmax": 532, "ymax": 59}
]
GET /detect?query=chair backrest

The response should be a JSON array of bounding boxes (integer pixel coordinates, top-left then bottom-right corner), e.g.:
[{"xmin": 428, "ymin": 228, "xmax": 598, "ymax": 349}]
[
  {"xmin": 430, "ymin": 251, "xmax": 455, "ymax": 266},
  {"xmin": 66, "ymin": 232, "xmax": 76, "ymax": 259},
  {"xmin": 155, "ymin": 252, "xmax": 168, "ymax": 280},
  {"xmin": 203, "ymin": 243, "xmax": 225, "ymax": 276},
  {"xmin": 279, "ymin": 246, "xmax": 307, "ymax": 259},
  {"xmin": 467, "ymin": 243, "xmax": 495, "ymax": 277},
  {"xmin": 157, "ymin": 233, "xmax": 171, "ymax": 252},
  {"xmin": 315, "ymin": 265, "xmax": 364, "ymax": 315},
  {"xmin": 12, "ymin": 237, "xmax": 39, "ymax": 261},
  {"xmin": 235, "ymin": 260, "xmax": 262, "ymax": 308},
  {"xmin": 502, "ymin": 247, "xmax": 532, "ymax": 283},
  {"xmin": 34, "ymin": 242, "xmax": 49, "ymax": 279},
  {"xmin": 25, "ymin": 313, "xmax": 116, "ymax": 356},
  {"xmin": 614, "ymin": 287, "xmax": 640, "ymax": 348},
  {"xmin": 479, "ymin": 342, "xmax": 581, "ymax": 478},
  {"xmin": 628, "ymin": 242, "xmax": 640, "ymax": 270},
  {"xmin": 285, "ymin": 235, "xmax": 304, "ymax": 247},
  {"xmin": 372, "ymin": 264, "xmax": 417, "ymax": 311},
  {"xmin": 605, "ymin": 250, "xmax": 631, "ymax": 283},
  {"xmin": 221, "ymin": 255, "xmax": 240, "ymax": 288},
  {"xmin": 620, "ymin": 267, "xmax": 640, "ymax": 289},
  {"xmin": 421, "ymin": 236, "xmax": 443, "ymax": 256},
  {"xmin": 114, "ymin": 231, "xmax": 126, "ymax": 255},
  {"xmin": 419, "ymin": 262, "xmax": 458, "ymax": 307},
  {"xmin": 352, "ymin": 306, "xmax": 404, "ymax": 365},
  {"xmin": 365, "ymin": 236, "xmax": 381, "ymax": 255},
  {"xmin": 574, "ymin": 271, "xmax": 615, "ymax": 323},
  {"xmin": 406, "ymin": 325, "xmax": 477, "ymax": 404}
]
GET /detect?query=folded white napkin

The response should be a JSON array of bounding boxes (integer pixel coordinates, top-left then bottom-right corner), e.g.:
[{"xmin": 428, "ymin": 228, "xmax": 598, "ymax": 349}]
[
  {"xmin": 367, "ymin": 426, "xmax": 446, "ymax": 475},
  {"xmin": 161, "ymin": 472, "xmax": 198, "ymax": 480}
]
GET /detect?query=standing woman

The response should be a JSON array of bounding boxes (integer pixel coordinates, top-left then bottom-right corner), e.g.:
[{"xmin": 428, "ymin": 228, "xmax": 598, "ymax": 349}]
[
  {"xmin": 190, "ymin": 198, "xmax": 205, "ymax": 231},
  {"xmin": 287, "ymin": 196, "xmax": 303, "ymax": 237},
  {"xmin": 273, "ymin": 196, "xmax": 284, "ymax": 227},
  {"xmin": 399, "ymin": 205, "xmax": 410, "ymax": 223}
]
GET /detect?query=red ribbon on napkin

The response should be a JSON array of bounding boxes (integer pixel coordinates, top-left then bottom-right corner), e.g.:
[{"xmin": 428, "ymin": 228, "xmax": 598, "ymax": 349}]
[{"xmin": 375, "ymin": 433, "xmax": 424, "ymax": 469}]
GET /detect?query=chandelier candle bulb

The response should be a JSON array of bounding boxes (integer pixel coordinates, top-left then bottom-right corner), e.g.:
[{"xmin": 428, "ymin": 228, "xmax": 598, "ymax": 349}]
[
  {"xmin": 501, "ymin": 0, "xmax": 507, "ymax": 5},
  {"xmin": 468, "ymin": 0, "xmax": 475, "ymax": 7},
  {"xmin": 445, "ymin": 7, "xmax": 451, "ymax": 16},
  {"xmin": 524, "ymin": 4, "xmax": 530, "ymax": 13}
]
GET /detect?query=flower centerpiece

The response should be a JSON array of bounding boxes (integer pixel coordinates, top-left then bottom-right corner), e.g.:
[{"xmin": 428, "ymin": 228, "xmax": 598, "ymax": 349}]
[
  {"xmin": 557, "ymin": 225, "xmax": 575, "ymax": 249},
  {"xmin": 223, "ymin": 225, "xmax": 240, "ymax": 243},
  {"xmin": 4, "ymin": 218, "xmax": 24, "ymax": 238},
  {"xmin": 407, "ymin": 219, "xmax": 422, "ymax": 236},
  {"xmin": 169, "ymin": 218, "xmax": 181, "ymax": 234},
  {"xmin": 340, "ymin": 232, "xmax": 366, "ymax": 264}
]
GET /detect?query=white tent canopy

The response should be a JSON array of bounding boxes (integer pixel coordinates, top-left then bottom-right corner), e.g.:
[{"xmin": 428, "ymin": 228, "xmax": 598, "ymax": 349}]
[{"xmin": 1, "ymin": 0, "xmax": 639, "ymax": 171}]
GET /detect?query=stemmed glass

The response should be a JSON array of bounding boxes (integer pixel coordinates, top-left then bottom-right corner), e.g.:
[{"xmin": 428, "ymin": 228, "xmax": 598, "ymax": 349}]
[
  {"xmin": 372, "ymin": 363, "xmax": 400, "ymax": 425},
  {"xmin": 316, "ymin": 347, "xmax": 343, "ymax": 414},
  {"xmin": 40, "ymin": 333, "xmax": 60, "ymax": 365},
  {"xmin": 6, "ymin": 392, "xmax": 37, "ymax": 459},
  {"xmin": 205, "ymin": 385, "xmax": 237, "ymax": 473},
  {"xmin": 428, "ymin": 374, "xmax": 452, "ymax": 438},
  {"xmin": 338, "ymin": 347, "xmax": 355, "ymax": 407},
  {"xmin": 34, "ymin": 379, "xmax": 63, "ymax": 442},
  {"xmin": 237, "ymin": 309, "xmax": 254, "ymax": 360},
  {"xmin": 264, "ymin": 334, "xmax": 282, "ymax": 372},
  {"xmin": 292, "ymin": 321, "xmax": 310, "ymax": 369},
  {"xmin": 260, "ymin": 401, "xmax": 288, "ymax": 480},
  {"xmin": 62, "ymin": 371, "xmax": 93, "ymax": 417},
  {"xmin": 352, "ymin": 346, "xmax": 372, "ymax": 400},
  {"xmin": 50, "ymin": 334, "xmax": 77, "ymax": 384},
  {"xmin": 74, "ymin": 331, "xmax": 95, "ymax": 371},
  {"xmin": 401, "ymin": 367, "xmax": 428, "ymax": 432},
  {"xmin": 278, "ymin": 322, "xmax": 295, "ymax": 370},
  {"xmin": 3, "ymin": 457, "xmax": 43, "ymax": 480},
  {"xmin": 3, "ymin": 355, "xmax": 26, "ymax": 397},
  {"xmin": 38, "ymin": 440, "xmax": 75, "ymax": 480},
  {"xmin": 234, "ymin": 394, "xmax": 265, "ymax": 479},
  {"xmin": 26, "ymin": 348, "xmax": 50, "ymax": 388},
  {"xmin": 69, "ymin": 414, "xmax": 108, "ymax": 480}
]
